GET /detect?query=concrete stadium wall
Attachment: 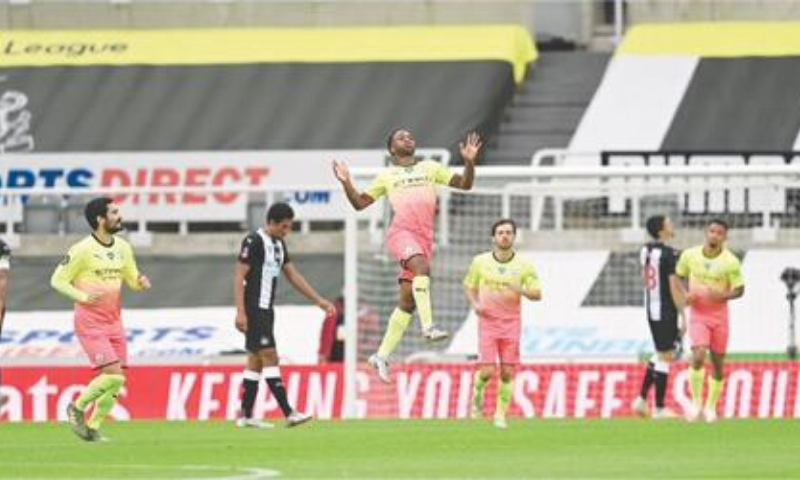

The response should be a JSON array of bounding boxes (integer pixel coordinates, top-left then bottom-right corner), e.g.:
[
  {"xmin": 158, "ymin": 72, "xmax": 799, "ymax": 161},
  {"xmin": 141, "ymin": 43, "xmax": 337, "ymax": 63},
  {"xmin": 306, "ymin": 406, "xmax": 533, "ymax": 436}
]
[{"xmin": 0, "ymin": 0, "xmax": 593, "ymax": 45}]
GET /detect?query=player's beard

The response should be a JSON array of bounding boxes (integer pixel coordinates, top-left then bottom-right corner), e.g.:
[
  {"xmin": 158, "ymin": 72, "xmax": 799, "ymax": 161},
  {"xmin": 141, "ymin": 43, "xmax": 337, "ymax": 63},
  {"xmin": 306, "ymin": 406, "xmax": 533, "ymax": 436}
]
[
  {"xmin": 394, "ymin": 145, "xmax": 415, "ymax": 158},
  {"xmin": 104, "ymin": 220, "xmax": 124, "ymax": 234}
]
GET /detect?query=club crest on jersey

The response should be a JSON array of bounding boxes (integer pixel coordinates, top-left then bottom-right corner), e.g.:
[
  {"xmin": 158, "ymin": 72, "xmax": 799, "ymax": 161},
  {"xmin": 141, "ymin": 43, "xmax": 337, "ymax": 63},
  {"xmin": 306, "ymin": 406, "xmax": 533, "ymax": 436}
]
[{"xmin": 107, "ymin": 252, "xmax": 115, "ymax": 260}]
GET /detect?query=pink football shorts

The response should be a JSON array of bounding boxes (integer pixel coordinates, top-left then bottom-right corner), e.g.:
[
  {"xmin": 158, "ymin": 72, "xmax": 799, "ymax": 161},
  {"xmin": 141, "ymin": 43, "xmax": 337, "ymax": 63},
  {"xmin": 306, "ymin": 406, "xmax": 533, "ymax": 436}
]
[{"xmin": 386, "ymin": 229, "xmax": 433, "ymax": 282}]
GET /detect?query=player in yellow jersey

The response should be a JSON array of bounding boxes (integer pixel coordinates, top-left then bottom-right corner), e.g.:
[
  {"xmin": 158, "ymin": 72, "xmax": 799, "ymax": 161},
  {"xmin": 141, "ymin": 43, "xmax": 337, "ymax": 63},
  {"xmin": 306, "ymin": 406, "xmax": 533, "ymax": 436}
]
[
  {"xmin": 333, "ymin": 129, "xmax": 481, "ymax": 383},
  {"xmin": 675, "ymin": 219, "xmax": 744, "ymax": 423},
  {"xmin": 463, "ymin": 219, "xmax": 541, "ymax": 429},
  {"xmin": 51, "ymin": 197, "xmax": 151, "ymax": 441}
]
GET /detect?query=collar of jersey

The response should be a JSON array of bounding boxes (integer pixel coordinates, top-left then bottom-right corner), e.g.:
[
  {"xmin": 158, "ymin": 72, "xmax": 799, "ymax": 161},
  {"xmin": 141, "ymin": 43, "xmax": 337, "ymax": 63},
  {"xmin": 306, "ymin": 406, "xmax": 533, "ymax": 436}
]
[
  {"xmin": 492, "ymin": 251, "xmax": 515, "ymax": 264},
  {"xmin": 91, "ymin": 233, "xmax": 115, "ymax": 248}
]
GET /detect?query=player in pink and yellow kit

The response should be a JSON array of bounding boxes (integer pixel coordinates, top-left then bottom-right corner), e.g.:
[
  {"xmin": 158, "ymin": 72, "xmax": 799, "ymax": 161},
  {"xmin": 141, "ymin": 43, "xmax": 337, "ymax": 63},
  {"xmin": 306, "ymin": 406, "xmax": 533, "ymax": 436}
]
[
  {"xmin": 675, "ymin": 219, "xmax": 744, "ymax": 423},
  {"xmin": 51, "ymin": 197, "xmax": 151, "ymax": 441},
  {"xmin": 333, "ymin": 129, "xmax": 481, "ymax": 383},
  {"xmin": 463, "ymin": 219, "xmax": 541, "ymax": 429}
]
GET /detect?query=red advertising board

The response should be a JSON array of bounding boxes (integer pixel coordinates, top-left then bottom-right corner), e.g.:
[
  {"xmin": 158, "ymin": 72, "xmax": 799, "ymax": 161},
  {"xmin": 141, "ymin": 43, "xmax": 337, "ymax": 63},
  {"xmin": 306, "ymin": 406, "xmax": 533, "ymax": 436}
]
[{"xmin": 2, "ymin": 362, "xmax": 798, "ymax": 422}]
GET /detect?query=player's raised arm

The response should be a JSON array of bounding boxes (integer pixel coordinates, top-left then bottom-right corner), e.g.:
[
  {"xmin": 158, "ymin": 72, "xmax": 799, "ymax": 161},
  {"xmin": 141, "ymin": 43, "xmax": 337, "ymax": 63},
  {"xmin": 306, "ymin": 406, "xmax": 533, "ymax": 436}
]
[
  {"xmin": 449, "ymin": 132, "xmax": 482, "ymax": 191},
  {"xmin": 332, "ymin": 159, "xmax": 375, "ymax": 211}
]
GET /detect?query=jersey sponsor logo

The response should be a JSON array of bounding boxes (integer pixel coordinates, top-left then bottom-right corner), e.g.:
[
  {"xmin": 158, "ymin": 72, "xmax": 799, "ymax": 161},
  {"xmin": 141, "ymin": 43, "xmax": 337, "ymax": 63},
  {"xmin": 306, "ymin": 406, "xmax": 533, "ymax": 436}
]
[
  {"xmin": 93, "ymin": 267, "xmax": 123, "ymax": 281},
  {"xmin": 264, "ymin": 258, "xmax": 281, "ymax": 277},
  {"xmin": 393, "ymin": 175, "xmax": 430, "ymax": 189}
]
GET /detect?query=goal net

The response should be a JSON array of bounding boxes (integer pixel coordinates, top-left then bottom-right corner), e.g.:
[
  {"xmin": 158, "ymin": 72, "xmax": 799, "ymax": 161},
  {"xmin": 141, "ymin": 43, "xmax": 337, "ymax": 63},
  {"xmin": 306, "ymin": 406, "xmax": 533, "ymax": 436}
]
[{"xmin": 343, "ymin": 160, "xmax": 800, "ymax": 419}]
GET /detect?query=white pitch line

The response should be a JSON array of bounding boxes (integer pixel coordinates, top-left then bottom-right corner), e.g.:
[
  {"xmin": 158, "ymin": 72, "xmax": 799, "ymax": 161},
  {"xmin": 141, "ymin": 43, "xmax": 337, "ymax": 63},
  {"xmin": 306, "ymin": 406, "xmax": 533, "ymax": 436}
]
[
  {"xmin": 0, "ymin": 463, "xmax": 281, "ymax": 479},
  {"xmin": 180, "ymin": 465, "xmax": 281, "ymax": 480}
]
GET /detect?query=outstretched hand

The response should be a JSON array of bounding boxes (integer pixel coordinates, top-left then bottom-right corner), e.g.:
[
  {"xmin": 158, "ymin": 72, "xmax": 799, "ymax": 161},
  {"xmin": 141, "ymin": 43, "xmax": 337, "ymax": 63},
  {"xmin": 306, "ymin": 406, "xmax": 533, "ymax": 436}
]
[
  {"xmin": 459, "ymin": 132, "xmax": 483, "ymax": 165},
  {"xmin": 332, "ymin": 159, "xmax": 351, "ymax": 183}
]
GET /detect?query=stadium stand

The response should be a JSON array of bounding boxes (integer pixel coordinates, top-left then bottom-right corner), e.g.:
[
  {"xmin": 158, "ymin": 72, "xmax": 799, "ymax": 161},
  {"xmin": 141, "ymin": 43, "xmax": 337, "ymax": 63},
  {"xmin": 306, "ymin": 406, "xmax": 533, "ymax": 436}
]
[
  {"xmin": 571, "ymin": 23, "xmax": 800, "ymax": 154},
  {"xmin": 0, "ymin": 27, "xmax": 532, "ymax": 153},
  {"xmin": 483, "ymin": 52, "xmax": 610, "ymax": 166}
]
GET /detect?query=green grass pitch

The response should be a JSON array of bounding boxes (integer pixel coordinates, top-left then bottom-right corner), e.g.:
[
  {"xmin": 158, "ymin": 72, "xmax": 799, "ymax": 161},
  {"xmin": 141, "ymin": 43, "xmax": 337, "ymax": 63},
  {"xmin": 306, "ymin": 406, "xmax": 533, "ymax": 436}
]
[{"xmin": 1, "ymin": 419, "xmax": 798, "ymax": 478}]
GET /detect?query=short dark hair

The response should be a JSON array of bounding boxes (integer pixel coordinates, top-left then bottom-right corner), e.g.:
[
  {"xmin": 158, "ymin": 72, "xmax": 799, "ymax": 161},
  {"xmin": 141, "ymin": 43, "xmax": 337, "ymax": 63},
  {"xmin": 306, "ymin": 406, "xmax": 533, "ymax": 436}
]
[
  {"xmin": 266, "ymin": 202, "xmax": 295, "ymax": 224},
  {"xmin": 386, "ymin": 129, "xmax": 401, "ymax": 154},
  {"xmin": 491, "ymin": 218, "xmax": 517, "ymax": 236},
  {"xmin": 645, "ymin": 215, "xmax": 666, "ymax": 240},
  {"xmin": 708, "ymin": 218, "xmax": 729, "ymax": 231},
  {"xmin": 84, "ymin": 197, "xmax": 114, "ymax": 230}
]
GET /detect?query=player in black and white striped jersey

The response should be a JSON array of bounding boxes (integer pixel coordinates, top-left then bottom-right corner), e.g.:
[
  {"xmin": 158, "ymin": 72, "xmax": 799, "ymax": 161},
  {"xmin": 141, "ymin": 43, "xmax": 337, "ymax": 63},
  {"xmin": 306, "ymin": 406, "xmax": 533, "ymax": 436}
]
[
  {"xmin": 234, "ymin": 203, "xmax": 335, "ymax": 429},
  {"xmin": 632, "ymin": 215, "xmax": 686, "ymax": 419}
]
